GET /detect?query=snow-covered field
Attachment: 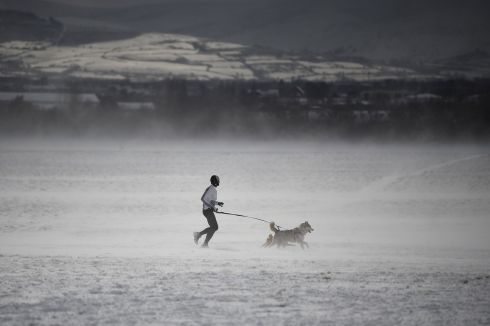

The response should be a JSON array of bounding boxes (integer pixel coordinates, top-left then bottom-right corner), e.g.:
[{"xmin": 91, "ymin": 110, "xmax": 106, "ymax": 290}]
[
  {"xmin": 0, "ymin": 33, "xmax": 427, "ymax": 81},
  {"xmin": 1, "ymin": 139, "xmax": 489, "ymax": 325}
]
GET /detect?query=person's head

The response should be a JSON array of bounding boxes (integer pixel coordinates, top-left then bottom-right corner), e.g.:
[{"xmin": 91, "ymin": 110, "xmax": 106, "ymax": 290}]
[{"xmin": 210, "ymin": 175, "xmax": 220, "ymax": 187}]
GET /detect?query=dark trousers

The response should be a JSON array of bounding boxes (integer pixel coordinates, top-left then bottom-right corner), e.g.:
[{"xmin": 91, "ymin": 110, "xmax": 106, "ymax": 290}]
[{"xmin": 198, "ymin": 209, "xmax": 219, "ymax": 245}]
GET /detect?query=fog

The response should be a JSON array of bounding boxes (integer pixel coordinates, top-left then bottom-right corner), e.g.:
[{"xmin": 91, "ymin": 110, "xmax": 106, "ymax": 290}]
[
  {"xmin": 1, "ymin": 138, "xmax": 489, "ymax": 324},
  {"xmin": 2, "ymin": 138, "xmax": 489, "ymax": 256},
  {"xmin": 2, "ymin": 0, "xmax": 490, "ymax": 323}
]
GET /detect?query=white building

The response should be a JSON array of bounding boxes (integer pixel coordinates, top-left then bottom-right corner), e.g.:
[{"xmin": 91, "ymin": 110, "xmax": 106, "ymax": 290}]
[{"xmin": 0, "ymin": 92, "xmax": 99, "ymax": 109}]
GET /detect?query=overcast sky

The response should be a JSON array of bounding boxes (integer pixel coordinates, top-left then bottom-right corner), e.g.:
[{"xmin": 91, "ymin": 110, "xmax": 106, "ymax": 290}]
[{"xmin": 2, "ymin": 0, "xmax": 490, "ymax": 61}]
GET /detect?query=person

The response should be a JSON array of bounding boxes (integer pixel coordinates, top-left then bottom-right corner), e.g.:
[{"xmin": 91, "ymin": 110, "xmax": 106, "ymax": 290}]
[{"xmin": 193, "ymin": 175, "xmax": 224, "ymax": 248}]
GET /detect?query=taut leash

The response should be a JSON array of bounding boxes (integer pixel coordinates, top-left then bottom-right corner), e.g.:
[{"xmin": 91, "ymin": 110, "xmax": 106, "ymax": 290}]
[{"xmin": 216, "ymin": 211, "xmax": 283, "ymax": 229}]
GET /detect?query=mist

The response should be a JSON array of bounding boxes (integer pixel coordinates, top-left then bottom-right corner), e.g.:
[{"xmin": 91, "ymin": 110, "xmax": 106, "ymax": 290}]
[
  {"xmin": 1, "ymin": 1, "xmax": 490, "ymax": 325},
  {"xmin": 1, "ymin": 137, "xmax": 490, "ymax": 324},
  {"xmin": 2, "ymin": 78, "xmax": 490, "ymax": 142}
]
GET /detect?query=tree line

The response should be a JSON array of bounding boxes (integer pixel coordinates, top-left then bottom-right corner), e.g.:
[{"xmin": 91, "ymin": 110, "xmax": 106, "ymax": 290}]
[{"xmin": 0, "ymin": 78, "xmax": 489, "ymax": 140}]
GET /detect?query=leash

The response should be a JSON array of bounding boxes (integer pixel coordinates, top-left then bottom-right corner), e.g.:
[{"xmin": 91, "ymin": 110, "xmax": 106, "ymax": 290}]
[{"xmin": 216, "ymin": 210, "xmax": 283, "ymax": 229}]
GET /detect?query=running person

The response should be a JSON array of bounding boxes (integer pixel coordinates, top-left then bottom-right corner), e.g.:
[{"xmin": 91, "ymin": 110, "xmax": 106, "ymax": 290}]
[{"xmin": 194, "ymin": 175, "xmax": 224, "ymax": 248}]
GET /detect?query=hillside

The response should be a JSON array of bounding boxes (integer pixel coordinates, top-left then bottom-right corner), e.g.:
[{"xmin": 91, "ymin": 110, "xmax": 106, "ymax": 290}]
[
  {"xmin": 0, "ymin": 33, "xmax": 428, "ymax": 82},
  {"xmin": 1, "ymin": 0, "xmax": 489, "ymax": 63},
  {"xmin": 0, "ymin": 10, "xmax": 63, "ymax": 43},
  {"xmin": 432, "ymin": 49, "xmax": 490, "ymax": 79}
]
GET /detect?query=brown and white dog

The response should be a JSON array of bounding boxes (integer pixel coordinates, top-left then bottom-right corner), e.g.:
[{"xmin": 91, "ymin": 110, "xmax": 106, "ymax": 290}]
[{"xmin": 263, "ymin": 221, "xmax": 314, "ymax": 249}]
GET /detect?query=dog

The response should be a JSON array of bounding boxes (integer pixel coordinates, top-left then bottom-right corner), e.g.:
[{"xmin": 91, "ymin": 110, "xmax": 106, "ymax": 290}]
[{"xmin": 263, "ymin": 221, "xmax": 314, "ymax": 249}]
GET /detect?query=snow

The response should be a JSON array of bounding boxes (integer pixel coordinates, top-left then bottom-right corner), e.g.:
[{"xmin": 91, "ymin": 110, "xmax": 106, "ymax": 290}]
[
  {"xmin": 208, "ymin": 67, "xmax": 255, "ymax": 79},
  {"xmin": 109, "ymin": 52, "xmax": 181, "ymax": 62},
  {"xmin": 182, "ymin": 53, "xmax": 224, "ymax": 63},
  {"xmin": 204, "ymin": 42, "xmax": 245, "ymax": 50},
  {"xmin": 0, "ymin": 139, "xmax": 489, "ymax": 325},
  {"xmin": 69, "ymin": 71, "xmax": 126, "ymax": 80},
  {"xmin": 0, "ymin": 33, "xmax": 427, "ymax": 82}
]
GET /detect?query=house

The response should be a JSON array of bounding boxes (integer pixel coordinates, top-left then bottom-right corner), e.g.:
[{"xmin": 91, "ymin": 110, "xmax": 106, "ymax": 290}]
[
  {"xmin": 306, "ymin": 106, "xmax": 331, "ymax": 121},
  {"xmin": 0, "ymin": 92, "xmax": 99, "ymax": 109},
  {"xmin": 396, "ymin": 93, "xmax": 443, "ymax": 104},
  {"xmin": 353, "ymin": 109, "xmax": 389, "ymax": 123},
  {"xmin": 256, "ymin": 89, "xmax": 279, "ymax": 98},
  {"xmin": 117, "ymin": 102, "xmax": 156, "ymax": 110}
]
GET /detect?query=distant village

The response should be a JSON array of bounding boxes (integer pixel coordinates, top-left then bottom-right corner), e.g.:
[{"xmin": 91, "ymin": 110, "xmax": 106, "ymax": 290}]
[{"xmin": 0, "ymin": 76, "xmax": 489, "ymax": 139}]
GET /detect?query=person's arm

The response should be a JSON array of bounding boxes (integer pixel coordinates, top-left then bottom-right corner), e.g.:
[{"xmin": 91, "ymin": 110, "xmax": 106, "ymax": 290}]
[
  {"xmin": 202, "ymin": 188, "xmax": 224, "ymax": 211},
  {"xmin": 211, "ymin": 188, "xmax": 224, "ymax": 207},
  {"xmin": 210, "ymin": 199, "xmax": 224, "ymax": 206},
  {"xmin": 201, "ymin": 187, "xmax": 214, "ymax": 209}
]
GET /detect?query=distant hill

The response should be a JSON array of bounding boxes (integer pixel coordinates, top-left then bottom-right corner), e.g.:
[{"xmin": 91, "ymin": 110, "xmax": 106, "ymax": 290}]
[
  {"xmin": 0, "ymin": 33, "xmax": 430, "ymax": 82},
  {"xmin": 0, "ymin": 10, "xmax": 63, "ymax": 43},
  {"xmin": 432, "ymin": 49, "xmax": 490, "ymax": 78},
  {"xmin": 1, "ymin": 0, "xmax": 490, "ymax": 63}
]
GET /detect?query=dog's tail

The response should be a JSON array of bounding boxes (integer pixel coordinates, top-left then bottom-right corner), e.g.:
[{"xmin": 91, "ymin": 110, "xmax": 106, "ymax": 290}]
[{"xmin": 270, "ymin": 222, "xmax": 279, "ymax": 233}]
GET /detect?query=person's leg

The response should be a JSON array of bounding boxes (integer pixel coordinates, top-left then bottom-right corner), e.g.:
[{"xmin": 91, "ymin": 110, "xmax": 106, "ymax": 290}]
[
  {"xmin": 197, "ymin": 209, "xmax": 217, "ymax": 238},
  {"xmin": 202, "ymin": 210, "xmax": 218, "ymax": 246},
  {"xmin": 198, "ymin": 227, "xmax": 208, "ymax": 239},
  {"xmin": 198, "ymin": 210, "xmax": 211, "ymax": 238}
]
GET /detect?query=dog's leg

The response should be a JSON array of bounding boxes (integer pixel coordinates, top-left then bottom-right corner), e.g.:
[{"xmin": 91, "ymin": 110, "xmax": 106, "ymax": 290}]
[
  {"xmin": 263, "ymin": 234, "xmax": 273, "ymax": 247},
  {"xmin": 267, "ymin": 238, "xmax": 274, "ymax": 247},
  {"xmin": 299, "ymin": 241, "xmax": 309, "ymax": 249},
  {"xmin": 262, "ymin": 237, "xmax": 267, "ymax": 247},
  {"xmin": 271, "ymin": 237, "xmax": 279, "ymax": 247}
]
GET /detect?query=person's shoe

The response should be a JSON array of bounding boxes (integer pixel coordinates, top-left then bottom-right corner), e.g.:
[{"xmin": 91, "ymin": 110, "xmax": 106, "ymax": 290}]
[
  {"xmin": 193, "ymin": 232, "xmax": 200, "ymax": 245},
  {"xmin": 201, "ymin": 243, "xmax": 209, "ymax": 248}
]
